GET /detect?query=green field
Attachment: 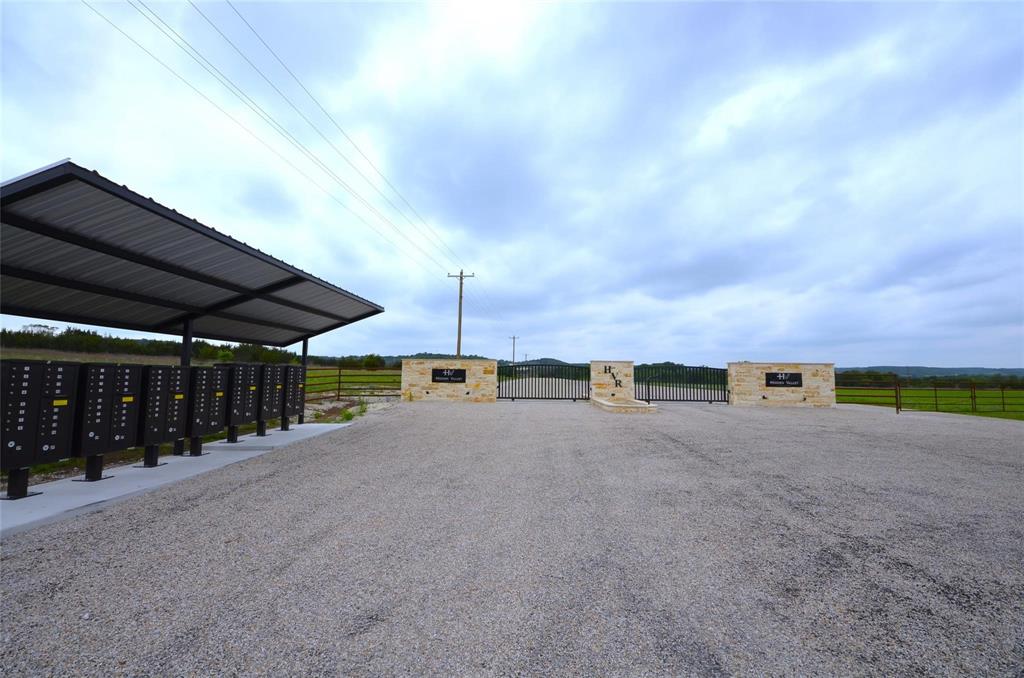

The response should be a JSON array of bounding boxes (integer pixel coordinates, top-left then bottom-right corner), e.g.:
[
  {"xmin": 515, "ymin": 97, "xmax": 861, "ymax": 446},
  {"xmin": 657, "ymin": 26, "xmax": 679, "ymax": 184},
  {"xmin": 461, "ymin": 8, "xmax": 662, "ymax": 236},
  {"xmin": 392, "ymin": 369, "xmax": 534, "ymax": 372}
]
[{"xmin": 837, "ymin": 387, "xmax": 1024, "ymax": 420}]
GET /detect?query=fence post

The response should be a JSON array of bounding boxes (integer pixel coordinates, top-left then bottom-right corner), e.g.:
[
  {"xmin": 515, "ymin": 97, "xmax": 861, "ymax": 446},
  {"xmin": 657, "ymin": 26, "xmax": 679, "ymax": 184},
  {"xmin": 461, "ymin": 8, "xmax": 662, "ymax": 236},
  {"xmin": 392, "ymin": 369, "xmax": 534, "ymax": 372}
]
[
  {"xmin": 336, "ymin": 364, "xmax": 342, "ymax": 400},
  {"xmin": 1001, "ymin": 385, "xmax": 1006, "ymax": 412},
  {"xmin": 970, "ymin": 383, "xmax": 977, "ymax": 412},
  {"xmin": 895, "ymin": 377, "xmax": 902, "ymax": 413},
  {"xmin": 934, "ymin": 385, "xmax": 939, "ymax": 412}
]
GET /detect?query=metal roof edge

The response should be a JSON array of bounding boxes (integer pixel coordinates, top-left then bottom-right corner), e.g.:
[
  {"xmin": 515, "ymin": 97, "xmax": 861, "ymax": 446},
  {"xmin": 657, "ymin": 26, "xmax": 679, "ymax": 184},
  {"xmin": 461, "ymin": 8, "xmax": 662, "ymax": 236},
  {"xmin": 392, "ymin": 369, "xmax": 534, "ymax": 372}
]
[
  {"xmin": 0, "ymin": 158, "xmax": 73, "ymax": 189},
  {"xmin": 2, "ymin": 161, "xmax": 384, "ymax": 313}
]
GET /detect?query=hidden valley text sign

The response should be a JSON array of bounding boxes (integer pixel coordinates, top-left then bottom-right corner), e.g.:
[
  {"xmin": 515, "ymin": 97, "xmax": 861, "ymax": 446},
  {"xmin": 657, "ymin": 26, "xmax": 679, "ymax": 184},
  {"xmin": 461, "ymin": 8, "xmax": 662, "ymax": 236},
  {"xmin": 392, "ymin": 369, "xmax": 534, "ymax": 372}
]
[
  {"xmin": 432, "ymin": 368, "xmax": 466, "ymax": 383},
  {"xmin": 766, "ymin": 372, "xmax": 803, "ymax": 387}
]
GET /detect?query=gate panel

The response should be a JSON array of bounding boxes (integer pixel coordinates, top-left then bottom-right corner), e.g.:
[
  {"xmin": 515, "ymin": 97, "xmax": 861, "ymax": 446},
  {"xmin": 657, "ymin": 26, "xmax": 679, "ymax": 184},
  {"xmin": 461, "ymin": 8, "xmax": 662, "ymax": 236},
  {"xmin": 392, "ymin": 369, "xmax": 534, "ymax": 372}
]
[
  {"xmin": 635, "ymin": 365, "xmax": 728, "ymax": 403},
  {"xmin": 497, "ymin": 364, "xmax": 590, "ymax": 400}
]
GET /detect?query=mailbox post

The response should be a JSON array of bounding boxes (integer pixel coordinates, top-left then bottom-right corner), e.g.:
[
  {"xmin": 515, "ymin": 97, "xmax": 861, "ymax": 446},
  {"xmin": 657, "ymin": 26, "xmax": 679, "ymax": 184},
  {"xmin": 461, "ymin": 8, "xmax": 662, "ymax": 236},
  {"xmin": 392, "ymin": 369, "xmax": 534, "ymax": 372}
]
[{"xmin": 218, "ymin": 363, "xmax": 259, "ymax": 443}]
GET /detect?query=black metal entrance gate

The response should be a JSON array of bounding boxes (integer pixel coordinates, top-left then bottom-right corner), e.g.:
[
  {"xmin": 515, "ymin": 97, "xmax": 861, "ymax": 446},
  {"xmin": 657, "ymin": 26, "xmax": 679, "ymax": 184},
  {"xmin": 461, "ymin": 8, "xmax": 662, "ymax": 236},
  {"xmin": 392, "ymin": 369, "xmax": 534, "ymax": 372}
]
[
  {"xmin": 635, "ymin": 365, "xmax": 729, "ymax": 403},
  {"xmin": 497, "ymin": 364, "xmax": 590, "ymax": 400}
]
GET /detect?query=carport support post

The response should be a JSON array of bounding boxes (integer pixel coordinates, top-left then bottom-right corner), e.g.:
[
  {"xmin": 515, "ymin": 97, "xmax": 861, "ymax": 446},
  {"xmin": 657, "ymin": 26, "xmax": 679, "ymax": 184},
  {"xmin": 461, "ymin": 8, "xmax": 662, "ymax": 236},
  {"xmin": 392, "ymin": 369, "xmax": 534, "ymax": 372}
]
[
  {"xmin": 174, "ymin": 319, "xmax": 193, "ymax": 455},
  {"xmin": 298, "ymin": 339, "xmax": 308, "ymax": 424}
]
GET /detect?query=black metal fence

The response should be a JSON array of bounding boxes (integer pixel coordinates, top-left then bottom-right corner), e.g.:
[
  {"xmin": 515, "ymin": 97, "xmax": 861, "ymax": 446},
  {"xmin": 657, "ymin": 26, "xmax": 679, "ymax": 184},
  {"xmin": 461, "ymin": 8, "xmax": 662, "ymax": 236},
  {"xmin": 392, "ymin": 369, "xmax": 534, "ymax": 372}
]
[
  {"xmin": 497, "ymin": 364, "xmax": 590, "ymax": 400},
  {"xmin": 634, "ymin": 365, "xmax": 729, "ymax": 403}
]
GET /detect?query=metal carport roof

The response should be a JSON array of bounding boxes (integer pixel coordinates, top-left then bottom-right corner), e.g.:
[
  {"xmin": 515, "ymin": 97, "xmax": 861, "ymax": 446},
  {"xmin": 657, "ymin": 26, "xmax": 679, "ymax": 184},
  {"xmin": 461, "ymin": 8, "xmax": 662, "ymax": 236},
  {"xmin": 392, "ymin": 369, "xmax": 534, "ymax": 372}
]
[{"xmin": 0, "ymin": 160, "xmax": 383, "ymax": 347}]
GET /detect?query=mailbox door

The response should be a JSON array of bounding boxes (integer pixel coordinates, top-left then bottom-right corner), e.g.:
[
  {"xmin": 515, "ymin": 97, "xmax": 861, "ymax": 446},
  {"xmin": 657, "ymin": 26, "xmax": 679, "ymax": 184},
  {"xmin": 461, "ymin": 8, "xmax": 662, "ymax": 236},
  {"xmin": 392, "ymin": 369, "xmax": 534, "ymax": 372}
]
[
  {"xmin": 207, "ymin": 367, "xmax": 228, "ymax": 434},
  {"xmin": 187, "ymin": 367, "xmax": 210, "ymax": 437},
  {"xmin": 36, "ymin": 362, "xmax": 78, "ymax": 463},
  {"xmin": 224, "ymin": 365, "xmax": 245, "ymax": 426},
  {"xmin": 165, "ymin": 367, "xmax": 187, "ymax": 440},
  {"xmin": 272, "ymin": 367, "xmax": 285, "ymax": 415},
  {"xmin": 283, "ymin": 365, "xmax": 305, "ymax": 417},
  {"xmin": 140, "ymin": 366, "xmax": 168, "ymax": 446},
  {"xmin": 242, "ymin": 364, "xmax": 259, "ymax": 422},
  {"xmin": 109, "ymin": 366, "xmax": 142, "ymax": 451},
  {"xmin": 75, "ymin": 364, "xmax": 114, "ymax": 456},
  {"xmin": 1, "ymin": 361, "xmax": 42, "ymax": 470},
  {"xmin": 258, "ymin": 365, "xmax": 275, "ymax": 420}
]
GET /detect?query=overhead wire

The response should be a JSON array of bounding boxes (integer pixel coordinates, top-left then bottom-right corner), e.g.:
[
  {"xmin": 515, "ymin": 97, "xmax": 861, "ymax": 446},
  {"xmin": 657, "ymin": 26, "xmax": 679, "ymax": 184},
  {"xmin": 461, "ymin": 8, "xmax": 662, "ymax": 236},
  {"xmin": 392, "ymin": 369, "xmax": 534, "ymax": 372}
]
[
  {"xmin": 221, "ymin": 0, "xmax": 507, "ymax": 320},
  {"xmin": 83, "ymin": 0, "xmax": 506, "ymax": 337},
  {"xmin": 185, "ymin": 0, "xmax": 501, "ymax": 320},
  {"xmin": 224, "ymin": 0, "xmax": 467, "ymax": 269},
  {"xmin": 80, "ymin": 0, "xmax": 439, "ymax": 282},
  {"xmin": 187, "ymin": 0, "xmax": 455, "ymax": 268},
  {"xmin": 130, "ymin": 0, "xmax": 454, "ymax": 278}
]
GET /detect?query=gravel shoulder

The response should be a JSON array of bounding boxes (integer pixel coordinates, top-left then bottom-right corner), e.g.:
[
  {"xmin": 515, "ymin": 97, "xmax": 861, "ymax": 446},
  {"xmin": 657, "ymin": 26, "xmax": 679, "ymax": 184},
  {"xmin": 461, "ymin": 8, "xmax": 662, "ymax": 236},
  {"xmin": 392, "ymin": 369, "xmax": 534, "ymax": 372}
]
[{"xmin": 1, "ymin": 402, "xmax": 1022, "ymax": 676}]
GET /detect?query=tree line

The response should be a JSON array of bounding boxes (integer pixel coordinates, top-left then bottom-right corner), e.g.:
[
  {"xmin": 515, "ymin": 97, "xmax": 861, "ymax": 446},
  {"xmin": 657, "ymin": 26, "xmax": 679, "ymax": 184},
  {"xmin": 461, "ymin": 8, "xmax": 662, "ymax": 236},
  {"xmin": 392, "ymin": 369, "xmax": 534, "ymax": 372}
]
[{"xmin": 0, "ymin": 326, "xmax": 392, "ymax": 368}]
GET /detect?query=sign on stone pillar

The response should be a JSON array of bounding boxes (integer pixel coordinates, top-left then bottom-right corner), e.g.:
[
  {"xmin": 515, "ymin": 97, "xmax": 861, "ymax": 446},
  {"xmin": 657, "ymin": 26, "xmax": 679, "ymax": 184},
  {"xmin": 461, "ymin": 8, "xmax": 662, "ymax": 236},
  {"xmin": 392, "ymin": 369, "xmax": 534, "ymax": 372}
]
[{"xmin": 589, "ymin": 361, "xmax": 635, "ymax": 402}]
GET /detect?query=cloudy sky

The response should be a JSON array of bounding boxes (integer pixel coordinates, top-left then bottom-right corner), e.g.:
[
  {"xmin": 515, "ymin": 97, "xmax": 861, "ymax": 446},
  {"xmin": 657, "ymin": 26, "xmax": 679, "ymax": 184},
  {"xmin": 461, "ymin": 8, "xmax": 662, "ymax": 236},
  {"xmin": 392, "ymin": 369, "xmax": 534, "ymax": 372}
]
[{"xmin": 2, "ymin": 1, "xmax": 1022, "ymax": 366}]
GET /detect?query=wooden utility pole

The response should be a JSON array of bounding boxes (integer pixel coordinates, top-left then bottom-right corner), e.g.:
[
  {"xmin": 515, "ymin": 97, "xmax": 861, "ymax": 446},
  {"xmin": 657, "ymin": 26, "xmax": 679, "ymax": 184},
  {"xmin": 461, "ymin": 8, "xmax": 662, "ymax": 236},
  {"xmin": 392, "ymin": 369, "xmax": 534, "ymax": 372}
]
[
  {"xmin": 509, "ymin": 336, "xmax": 519, "ymax": 365},
  {"xmin": 448, "ymin": 269, "xmax": 474, "ymax": 357}
]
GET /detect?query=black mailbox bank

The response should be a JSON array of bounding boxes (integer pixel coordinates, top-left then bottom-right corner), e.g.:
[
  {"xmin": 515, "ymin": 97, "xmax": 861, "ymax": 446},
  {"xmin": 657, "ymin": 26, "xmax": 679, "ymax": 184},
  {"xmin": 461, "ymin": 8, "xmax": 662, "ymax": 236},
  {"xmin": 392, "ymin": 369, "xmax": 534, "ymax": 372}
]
[
  {"xmin": 256, "ymin": 364, "xmax": 285, "ymax": 436},
  {"xmin": 1, "ymin": 360, "xmax": 80, "ymax": 499},
  {"xmin": 138, "ymin": 366, "xmax": 187, "ymax": 467},
  {"xmin": 71, "ymin": 364, "xmax": 143, "ymax": 482},
  {"xmin": 217, "ymin": 363, "xmax": 259, "ymax": 443},
  {"xmin": 280, "ymin": 365, "xmax": 305, "ymax": 431},
  {"xmin": 185, "ymin": 366, "xmax": 227, "ymax": 456}
]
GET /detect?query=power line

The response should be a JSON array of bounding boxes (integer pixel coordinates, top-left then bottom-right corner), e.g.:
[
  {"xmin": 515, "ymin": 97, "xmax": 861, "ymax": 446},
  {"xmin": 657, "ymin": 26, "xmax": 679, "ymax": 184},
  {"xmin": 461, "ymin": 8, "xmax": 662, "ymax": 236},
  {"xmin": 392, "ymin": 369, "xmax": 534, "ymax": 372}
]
[
  {"xmin": 130, "ymin": 0, "xmax": 453, "ymax": 277},
  {"xmin": 187, "ymin": 0, "xmax": 503, "ymax": 323},
  {"xmin": 84, "ymin": 0, "xmax": 506, "ymax": 330},
  {"xmin": 187, "ymin": 0, "xmax": 459, "ymax": 271},
  {"xmin": 224, "ymin": 0, "xmax": 467, "ymax": 269},
  {"xmin": 80, "ymin": 0, "xmax": 436, "ymax": 282},
  {"xmin": 222, "ymin": 0, "xmax": 508, "ymax": 320}
]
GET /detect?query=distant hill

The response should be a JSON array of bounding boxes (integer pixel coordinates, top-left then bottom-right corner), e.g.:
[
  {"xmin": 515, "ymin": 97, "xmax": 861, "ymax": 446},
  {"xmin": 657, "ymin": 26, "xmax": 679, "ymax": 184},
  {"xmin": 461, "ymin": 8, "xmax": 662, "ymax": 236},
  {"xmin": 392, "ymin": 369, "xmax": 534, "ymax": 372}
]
[
  {"xmin": 388, "ymin": 352, "xmax": 494, "ymax": 362},
  {"xmin": 837, "ymin": 366, "xmax": 1024, "ymax": 377}
]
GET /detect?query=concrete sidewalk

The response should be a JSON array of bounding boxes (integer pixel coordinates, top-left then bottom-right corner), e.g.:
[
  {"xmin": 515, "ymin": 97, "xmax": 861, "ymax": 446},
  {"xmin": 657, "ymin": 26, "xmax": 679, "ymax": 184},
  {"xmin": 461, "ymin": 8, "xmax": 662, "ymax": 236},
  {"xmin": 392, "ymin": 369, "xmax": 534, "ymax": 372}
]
[{"xmin": 0, "ymin": 423, "xmax": 349, "ymax": 537}]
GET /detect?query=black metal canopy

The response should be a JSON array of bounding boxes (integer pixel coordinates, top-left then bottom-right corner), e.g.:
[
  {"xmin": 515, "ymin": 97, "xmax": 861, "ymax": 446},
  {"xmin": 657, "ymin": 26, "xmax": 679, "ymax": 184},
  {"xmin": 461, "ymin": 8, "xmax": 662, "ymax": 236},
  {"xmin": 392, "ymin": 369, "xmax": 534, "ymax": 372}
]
[{"xmin": 0, "ymin": 160, "xmax": 383, "ymax": 347}]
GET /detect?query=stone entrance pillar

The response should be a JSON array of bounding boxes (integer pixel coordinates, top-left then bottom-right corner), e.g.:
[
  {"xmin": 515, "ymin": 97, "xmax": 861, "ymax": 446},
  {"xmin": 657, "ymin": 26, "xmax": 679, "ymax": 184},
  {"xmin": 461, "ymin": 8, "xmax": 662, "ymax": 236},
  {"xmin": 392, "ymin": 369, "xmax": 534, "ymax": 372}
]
[{"xmin": 589, "ymin": 361, "xmax": 655, "ymax": 413}]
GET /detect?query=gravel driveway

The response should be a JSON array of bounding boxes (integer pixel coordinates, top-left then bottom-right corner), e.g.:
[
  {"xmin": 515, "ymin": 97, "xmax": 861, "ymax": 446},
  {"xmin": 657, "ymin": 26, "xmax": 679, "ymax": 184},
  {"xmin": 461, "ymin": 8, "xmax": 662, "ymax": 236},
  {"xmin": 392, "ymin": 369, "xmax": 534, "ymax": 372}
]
[{"xmin": 2, "ymin": 402, "xmax": 1022, "ymax": 676}]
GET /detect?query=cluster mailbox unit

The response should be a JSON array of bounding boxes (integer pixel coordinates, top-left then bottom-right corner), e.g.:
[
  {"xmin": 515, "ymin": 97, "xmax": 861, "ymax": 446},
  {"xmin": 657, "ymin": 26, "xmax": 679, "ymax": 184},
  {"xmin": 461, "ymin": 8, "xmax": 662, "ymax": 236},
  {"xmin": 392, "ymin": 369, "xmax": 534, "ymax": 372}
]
[
  {"xmin": 185, "ymin": 366, "xmax": 228, "ymax": 456},
  {"xmin": 281, "ymin": 365, "xmax": 306, "ymax": 431},
  {"xmin": 138, "ymin": 366, "xmax": 188, "ymax": 467},
  {"xmin": 1, "ymin": 361, "xmax": 80, "ymax": 499},
  {"xmin": 218, "ymin": 363, "xmax": 260, "ymax": 443},
  {"xmin": 72, "ymin": 364, "xmax": 143, "ymax": 482},
  {"xmin": 0, "ymin": 360, "xmax": 307, "ymax": 498},
  {"xmin": 257, "ymin": 364, "xmax": 286, "ymax": 436}
]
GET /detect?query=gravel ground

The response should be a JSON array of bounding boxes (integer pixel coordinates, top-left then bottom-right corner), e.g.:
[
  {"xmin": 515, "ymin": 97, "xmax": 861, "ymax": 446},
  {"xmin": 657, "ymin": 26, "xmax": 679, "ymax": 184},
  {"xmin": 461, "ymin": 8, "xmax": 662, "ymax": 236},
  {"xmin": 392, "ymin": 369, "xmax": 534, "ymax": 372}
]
[{"xmin": 1, "ymin": 402, "xmax": 1022, "ymax": 676}]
